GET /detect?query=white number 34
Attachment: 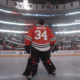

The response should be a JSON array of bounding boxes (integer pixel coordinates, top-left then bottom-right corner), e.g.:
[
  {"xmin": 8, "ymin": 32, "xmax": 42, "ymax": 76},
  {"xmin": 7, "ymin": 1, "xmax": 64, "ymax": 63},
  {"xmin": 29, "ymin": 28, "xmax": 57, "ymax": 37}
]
[{"xmin": 35, "ymin": 30, "xmax": 47, "ymax": 40}]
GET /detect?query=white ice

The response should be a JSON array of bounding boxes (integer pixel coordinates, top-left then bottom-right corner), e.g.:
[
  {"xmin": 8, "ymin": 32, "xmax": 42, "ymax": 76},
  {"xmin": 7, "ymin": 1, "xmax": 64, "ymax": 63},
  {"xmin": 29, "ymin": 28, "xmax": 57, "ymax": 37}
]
[{"xmin": 0, "ymin": 56, "xmax": 80, "ymax": 80}]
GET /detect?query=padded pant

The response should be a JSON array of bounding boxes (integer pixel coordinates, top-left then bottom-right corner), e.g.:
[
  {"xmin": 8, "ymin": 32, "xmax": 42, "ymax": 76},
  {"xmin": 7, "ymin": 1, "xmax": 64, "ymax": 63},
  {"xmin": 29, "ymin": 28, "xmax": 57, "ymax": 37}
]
[{"xmin": 23, "ymin": 46, "xmax": 56, "ymax": 77}]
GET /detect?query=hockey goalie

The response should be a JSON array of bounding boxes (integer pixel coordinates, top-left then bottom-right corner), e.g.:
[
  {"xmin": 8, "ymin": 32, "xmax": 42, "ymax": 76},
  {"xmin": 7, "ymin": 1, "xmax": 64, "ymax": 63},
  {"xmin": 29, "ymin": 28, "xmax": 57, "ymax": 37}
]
[{"xmin": 22, "ymin": 19, "xmax": 57, "ymax": 80}]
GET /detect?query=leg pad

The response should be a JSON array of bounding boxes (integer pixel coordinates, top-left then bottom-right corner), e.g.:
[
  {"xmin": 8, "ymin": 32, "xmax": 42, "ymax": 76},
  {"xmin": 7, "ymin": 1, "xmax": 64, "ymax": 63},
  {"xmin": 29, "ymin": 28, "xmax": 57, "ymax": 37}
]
[
  {"xmin": 42, "ymin": 58, "xmax": 56, "ymax": 74},
  {"xmin": 23, "ymin": 58, "xmax": 40, "ymax": 77}
]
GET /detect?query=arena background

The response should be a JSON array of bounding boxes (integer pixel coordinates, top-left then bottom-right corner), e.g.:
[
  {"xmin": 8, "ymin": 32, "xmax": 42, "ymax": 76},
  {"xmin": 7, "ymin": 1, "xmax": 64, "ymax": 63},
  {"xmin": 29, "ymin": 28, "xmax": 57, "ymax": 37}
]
[{"xmin": 0, "ymin": 0, "xmax": 80, "ymax": 56}]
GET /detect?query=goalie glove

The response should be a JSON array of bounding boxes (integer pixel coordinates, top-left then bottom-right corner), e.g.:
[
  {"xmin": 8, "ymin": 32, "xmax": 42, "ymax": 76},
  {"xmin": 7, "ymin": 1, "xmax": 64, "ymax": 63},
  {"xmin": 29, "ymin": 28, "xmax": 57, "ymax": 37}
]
[
  {"xmin": 51, "ymin": 44, "xmax": 58, "ymax": 52},
  {"xmin": 25, "ymin": 45, "xmax": 31, "ymax": 54}
]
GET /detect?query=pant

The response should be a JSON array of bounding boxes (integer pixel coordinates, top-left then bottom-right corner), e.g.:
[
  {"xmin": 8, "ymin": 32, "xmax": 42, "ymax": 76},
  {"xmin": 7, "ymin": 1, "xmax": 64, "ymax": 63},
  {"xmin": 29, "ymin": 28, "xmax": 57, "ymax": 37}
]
[{"xmin": 23, "ymin": 46, "xmax": 56, "ymax": 77}]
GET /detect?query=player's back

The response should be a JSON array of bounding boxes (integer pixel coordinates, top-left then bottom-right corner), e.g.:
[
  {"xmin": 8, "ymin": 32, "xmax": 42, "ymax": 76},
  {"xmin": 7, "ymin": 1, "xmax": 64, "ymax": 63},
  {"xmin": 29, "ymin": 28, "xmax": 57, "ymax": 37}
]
[
  {"xmin": 25, "ymin": 25, "xmax": 55, "ymax": 51},
  {"xmin": 30, "ymin": 25, "xmax": 52, "ymax": 51},
  {"xmin": 32, "ymin": 25, "xmax": 50, "ymax": 45}
]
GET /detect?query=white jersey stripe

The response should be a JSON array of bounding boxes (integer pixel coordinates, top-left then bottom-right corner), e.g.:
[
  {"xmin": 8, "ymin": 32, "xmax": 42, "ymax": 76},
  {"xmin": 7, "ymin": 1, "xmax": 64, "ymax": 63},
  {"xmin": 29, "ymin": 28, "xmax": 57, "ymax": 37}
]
[{"xmin": 32, "ymin": 41, "xmax": 50, "ymax": 46}]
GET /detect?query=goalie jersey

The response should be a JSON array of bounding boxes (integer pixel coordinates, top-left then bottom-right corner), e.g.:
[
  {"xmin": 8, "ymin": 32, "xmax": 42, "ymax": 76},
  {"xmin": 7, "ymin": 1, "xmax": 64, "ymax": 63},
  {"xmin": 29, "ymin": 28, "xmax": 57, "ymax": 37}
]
[{"xmin": 25, "ymin": 25, "xmax": 56, "ymax": 51}]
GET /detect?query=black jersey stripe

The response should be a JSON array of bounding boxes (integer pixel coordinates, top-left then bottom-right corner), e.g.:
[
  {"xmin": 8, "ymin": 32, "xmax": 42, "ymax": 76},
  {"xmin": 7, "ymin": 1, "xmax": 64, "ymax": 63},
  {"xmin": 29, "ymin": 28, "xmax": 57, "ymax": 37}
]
[{"xmin": 32, "ymin": 42, "xmax": 50, "ymax": 47}]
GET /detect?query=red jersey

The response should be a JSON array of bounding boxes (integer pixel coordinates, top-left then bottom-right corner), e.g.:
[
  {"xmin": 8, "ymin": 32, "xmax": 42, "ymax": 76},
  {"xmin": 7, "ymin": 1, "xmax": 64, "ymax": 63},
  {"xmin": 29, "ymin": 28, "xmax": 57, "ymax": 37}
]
[{"xmin": 25, "ymin": 25, "xmax": 56, "ymax": 51}]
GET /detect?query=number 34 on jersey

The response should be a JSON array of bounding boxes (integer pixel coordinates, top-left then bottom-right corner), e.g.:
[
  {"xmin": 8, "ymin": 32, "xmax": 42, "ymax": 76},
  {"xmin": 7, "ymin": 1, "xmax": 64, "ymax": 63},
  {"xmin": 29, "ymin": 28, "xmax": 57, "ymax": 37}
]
[{"xmin": 35, "ymin": 30, "xmax": 47, "ymax": 40}]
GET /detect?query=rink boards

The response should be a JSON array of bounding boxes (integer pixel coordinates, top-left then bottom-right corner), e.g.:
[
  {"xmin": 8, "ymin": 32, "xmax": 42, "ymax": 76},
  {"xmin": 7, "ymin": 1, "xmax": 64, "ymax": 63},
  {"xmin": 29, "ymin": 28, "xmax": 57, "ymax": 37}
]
[{"xmin": 0, "ymin": 50, "xmax": 80, "ymax": 57}]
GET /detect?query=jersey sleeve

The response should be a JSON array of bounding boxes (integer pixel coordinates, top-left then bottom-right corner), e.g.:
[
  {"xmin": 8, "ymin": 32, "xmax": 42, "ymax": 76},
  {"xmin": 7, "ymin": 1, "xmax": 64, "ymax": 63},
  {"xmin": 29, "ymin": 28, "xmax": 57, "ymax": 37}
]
[
  {"xmin": 49, "ymin": 28, "xmax": 56, "ymax": 45},
  {"xmin": 25, "ymin": 27, "xmax": 34, "ymax": 46}
]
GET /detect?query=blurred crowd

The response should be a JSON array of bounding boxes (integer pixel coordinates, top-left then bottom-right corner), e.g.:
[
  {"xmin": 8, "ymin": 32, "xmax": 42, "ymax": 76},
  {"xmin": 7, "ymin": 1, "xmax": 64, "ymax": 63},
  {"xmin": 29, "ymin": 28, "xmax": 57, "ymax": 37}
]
[
  {"xmin": 0, "ymin": 15, "xmax": 80, "ymax": 50},
  {"xmin": 0, "ymin": 29, "xmax": 80, "ymax": 50},
  {"xmin": 55, "ymin": 33, "xmax": 80, "ymax": 50}
]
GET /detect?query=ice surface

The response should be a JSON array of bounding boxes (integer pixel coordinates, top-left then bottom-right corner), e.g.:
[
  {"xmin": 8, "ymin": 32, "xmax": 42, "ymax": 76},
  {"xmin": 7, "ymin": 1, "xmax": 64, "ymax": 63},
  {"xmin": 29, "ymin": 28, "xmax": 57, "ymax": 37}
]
[{"xmin": 0, "ymin": 56, "xmax": 80, "ymax": 80}]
